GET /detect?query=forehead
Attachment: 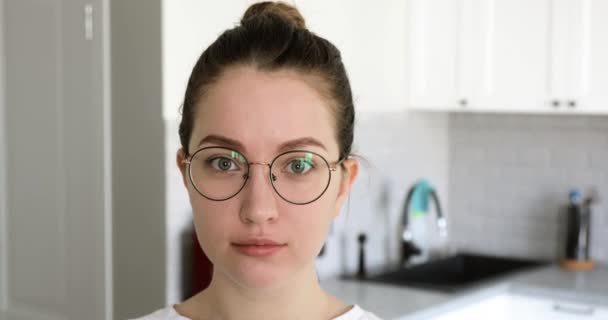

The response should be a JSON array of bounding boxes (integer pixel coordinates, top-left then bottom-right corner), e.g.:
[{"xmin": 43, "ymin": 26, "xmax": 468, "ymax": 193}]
[{"xmin": 190, "ymin": 66, "xmax": 339, "ymax": 157}]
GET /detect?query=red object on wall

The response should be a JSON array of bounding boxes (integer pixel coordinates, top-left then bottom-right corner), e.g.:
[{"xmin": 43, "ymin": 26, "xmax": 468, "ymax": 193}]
[{"xmin": 192, "ymin": 229, "xmax": 213, "ymax": 294}]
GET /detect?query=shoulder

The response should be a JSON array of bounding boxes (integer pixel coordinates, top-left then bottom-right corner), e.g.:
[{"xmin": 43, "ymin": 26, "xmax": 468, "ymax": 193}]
[
  {"xmin": 128, "ymin": 306, "xmax": 190, "ymax": 320},
  {"xmin": 334, "ymin": 305, "xmax": 384, "ymax": 320}
]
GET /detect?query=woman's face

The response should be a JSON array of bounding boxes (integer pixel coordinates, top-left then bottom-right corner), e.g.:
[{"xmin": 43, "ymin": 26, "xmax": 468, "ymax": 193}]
[{"xmin": 177, "ymin": 66, "xmax": 357, "ymax": 290}]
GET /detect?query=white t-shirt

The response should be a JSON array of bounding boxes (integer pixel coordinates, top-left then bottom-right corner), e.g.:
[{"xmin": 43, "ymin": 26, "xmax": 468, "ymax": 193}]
[{"xmin": 130, "ymin": 304, "xmax": 383, "ymax": 320}]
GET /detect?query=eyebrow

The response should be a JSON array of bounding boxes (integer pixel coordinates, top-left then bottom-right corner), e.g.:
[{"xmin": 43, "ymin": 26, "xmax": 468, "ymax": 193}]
[
  {"xmin": 196, "ymin": 135, "xmax": 328, "ymax": 154},
  {"xmin": 197, "ymin": 135, "xmax": 245, "ymax": 151},
  {"xmin": 277, "ymin": 137, "xmax": 328, "ymax": 153}
]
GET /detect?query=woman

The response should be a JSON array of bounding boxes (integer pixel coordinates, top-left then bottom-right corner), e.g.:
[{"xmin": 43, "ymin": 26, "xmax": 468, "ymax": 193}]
[{"xmin": 135, "ymin": 2, "xmax": 380, "ymax": 319}]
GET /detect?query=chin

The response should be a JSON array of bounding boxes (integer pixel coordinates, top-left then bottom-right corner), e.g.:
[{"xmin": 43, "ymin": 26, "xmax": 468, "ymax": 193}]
[
  {"xmin": 211, "ymin": 244, "xmax": 319, "ymax": 291},
  {"xmin": 229, "ymin": 261, "xmax": 293, "ymax": 290}
]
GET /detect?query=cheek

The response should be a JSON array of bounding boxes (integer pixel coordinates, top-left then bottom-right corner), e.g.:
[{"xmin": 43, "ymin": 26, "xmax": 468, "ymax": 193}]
[
  {"xmin": 287, "ymin": 191, "xmax": 337, "ymax": 251},
  {"xmin": 189, "ymin": 196, "xmax": 240, "ymax": 256},
  {"xmin": 294, "ymin": 176, "xmax": 341, "ymax": 223}
]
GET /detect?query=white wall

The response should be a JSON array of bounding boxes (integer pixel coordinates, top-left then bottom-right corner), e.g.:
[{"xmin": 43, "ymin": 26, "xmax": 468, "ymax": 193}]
[{"xmin": 162, "ymin": 0, "xmax": 450, "ymax": 303}]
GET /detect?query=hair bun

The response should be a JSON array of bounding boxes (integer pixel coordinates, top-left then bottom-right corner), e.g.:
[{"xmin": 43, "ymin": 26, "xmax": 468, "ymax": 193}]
[{"xmin": 241, "ymin": 1, "xmax": 306, "ymax": 29}]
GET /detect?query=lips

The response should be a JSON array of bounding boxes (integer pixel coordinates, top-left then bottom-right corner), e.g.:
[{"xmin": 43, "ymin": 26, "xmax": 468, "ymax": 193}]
[
  {"xmin": 234, "ymin": 238, "xmax": 283, "ymax": 246},
  {"xmin": 232, "ymin": 238, "xmax": 286, "ymax": 257}
]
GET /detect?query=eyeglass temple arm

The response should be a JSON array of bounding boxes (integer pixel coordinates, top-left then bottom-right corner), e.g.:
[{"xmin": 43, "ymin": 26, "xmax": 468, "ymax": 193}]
[{"xmin": 330, "ymin": 157, "xmax": 350, "ymax": 171}]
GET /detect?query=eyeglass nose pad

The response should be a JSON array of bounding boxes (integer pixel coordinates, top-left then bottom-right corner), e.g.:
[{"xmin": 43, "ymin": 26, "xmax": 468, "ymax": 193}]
[{"xmin": 271, "ymin": 173, "xmax": 277, "ymax": 182}]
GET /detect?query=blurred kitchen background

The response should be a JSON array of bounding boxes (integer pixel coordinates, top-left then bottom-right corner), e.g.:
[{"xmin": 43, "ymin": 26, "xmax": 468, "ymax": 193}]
[{"xmin": 1, "ymin": 0, "xmax": 607, "ymax": 319}]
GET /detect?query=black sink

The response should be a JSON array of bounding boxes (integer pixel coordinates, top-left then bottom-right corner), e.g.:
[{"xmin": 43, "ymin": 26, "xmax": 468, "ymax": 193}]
[{"xmin": 358, "ymin": 252, "xmax": 548, "ymax": 293}]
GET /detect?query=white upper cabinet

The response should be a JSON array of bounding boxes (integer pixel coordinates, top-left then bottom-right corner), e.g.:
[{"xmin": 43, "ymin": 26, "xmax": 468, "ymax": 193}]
[
  {"xmin": 567, "ymin": 0, "xmax": 608, "ymax": 113},
  {"xmin": 407, "ymin": 0, "xmax": 608, "ymax": 114},
  {"xmin": 468, "ymin": 0, "xmax": 551, "ymax": 112},
  {"xmin": 303, "ymin": 1, "xmax": 408, "ymax": 112},
  {"xmin": 406, "ymin": 0, "xmax": 461, "ymax": 110}
]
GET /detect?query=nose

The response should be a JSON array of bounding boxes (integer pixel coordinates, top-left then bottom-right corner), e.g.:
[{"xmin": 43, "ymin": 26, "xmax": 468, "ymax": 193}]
[{"xmin": 239, "ymin": 163, "xmax": 279, "ymax": 225}]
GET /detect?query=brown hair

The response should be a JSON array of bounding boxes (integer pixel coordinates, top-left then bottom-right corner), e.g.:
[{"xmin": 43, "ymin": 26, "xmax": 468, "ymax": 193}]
[{"xmin": 179, "ymin": 1, "xmax": 354, "ymax": 161}]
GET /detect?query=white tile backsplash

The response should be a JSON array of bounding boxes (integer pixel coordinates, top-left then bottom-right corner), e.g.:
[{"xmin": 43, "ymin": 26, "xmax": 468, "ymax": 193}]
[{"xmin": 448, "ymin": 113, "xmax": 608, "ymax": 264}]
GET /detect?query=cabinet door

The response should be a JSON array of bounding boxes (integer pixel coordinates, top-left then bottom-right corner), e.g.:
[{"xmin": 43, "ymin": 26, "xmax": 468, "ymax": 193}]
[
  {"xmin": 549, "ymin": 0, "xmax": 573, "ymax": 112},
  {"xmin": 406, "ymin": 0, "xmax": 461, "ymax": 110},
  {"xmin": 303, "ymin": 1, "xmax": 408, "ymax": 112},
  {"xmin": 569, "ymin": 0, "xmax": 608, "ymax": 113},
  {"xmin": 468, "ymin": 0, "xmax": 552, "ymax": 112},
  {"xmin": 2, "ymin": 0, "xmax": 109, "ymax": 319}
]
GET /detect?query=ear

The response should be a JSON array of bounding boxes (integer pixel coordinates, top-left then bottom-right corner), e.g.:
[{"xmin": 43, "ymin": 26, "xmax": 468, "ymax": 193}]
[
  {"xmin": 176, "ymin": 148, "xmax": 189, "ymax": 188},
  {"xmin": 333, "ymin": 158, "xmax": 359, "ymax": 217}
]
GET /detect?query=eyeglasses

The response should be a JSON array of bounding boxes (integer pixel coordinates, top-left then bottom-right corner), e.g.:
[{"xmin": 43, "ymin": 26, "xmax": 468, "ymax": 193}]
[{"xmin": 182, "ymin": 147, "xmax": 344, "ymax": 205}]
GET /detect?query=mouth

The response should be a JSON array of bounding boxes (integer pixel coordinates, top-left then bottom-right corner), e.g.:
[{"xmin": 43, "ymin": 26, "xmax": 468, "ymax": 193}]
[{"xmin": 232, "ymin": 239, "xmax": 287, "ymax": 257}]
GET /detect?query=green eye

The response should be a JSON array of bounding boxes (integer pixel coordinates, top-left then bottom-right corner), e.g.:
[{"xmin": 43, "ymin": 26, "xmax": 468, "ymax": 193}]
[
  {"xmin": 287, "ymin": 158, "xmax": 314, "ymax": 175},
  {"xmin": 209, "ymin": 157, "xmax": 238, "ymax": 172}
]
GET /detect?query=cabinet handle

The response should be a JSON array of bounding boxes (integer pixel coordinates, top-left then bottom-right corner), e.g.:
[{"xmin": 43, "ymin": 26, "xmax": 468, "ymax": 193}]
[
  {"xmin": 568, "ymin": 100, "xmax": 577, "ymax": 108},
  {"xmin": 84, "ymin": 4, "xmax": 94, "ymax": 40},
  {"xmin": 552, "ymin": 100, "xmax": 560, "ymax": 108},
  {"xmin": 459, "ymin": 99, "xmax": 468, "ymax": 107}
]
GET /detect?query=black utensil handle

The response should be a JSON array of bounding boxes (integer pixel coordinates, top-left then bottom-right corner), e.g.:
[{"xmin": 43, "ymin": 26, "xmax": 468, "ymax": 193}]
[{"xmin": 357, "ymin": 233, "xmax": 367, "ymax": 279}]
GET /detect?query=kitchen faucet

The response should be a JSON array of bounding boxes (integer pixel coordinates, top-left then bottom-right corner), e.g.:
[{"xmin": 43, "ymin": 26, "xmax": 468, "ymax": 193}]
[{"xmin": 400, "ymin": 180, "xmax": 447, "ymax": 266}]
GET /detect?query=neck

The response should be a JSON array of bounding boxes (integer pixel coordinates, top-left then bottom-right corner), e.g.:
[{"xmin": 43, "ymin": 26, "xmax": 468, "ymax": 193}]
[{"xmin": 197, "ymin": 264, "xmax": 336, "ymax": 320}]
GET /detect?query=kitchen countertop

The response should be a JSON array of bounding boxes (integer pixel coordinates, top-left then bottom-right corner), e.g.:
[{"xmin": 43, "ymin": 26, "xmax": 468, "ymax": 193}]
[
  {"xmin": 506, "ymin": 264, "xmax": 608, "ymax": 306},
  {"xmin": 320, "ymin": 264, "xmax": 608, "ymax": 320}
]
